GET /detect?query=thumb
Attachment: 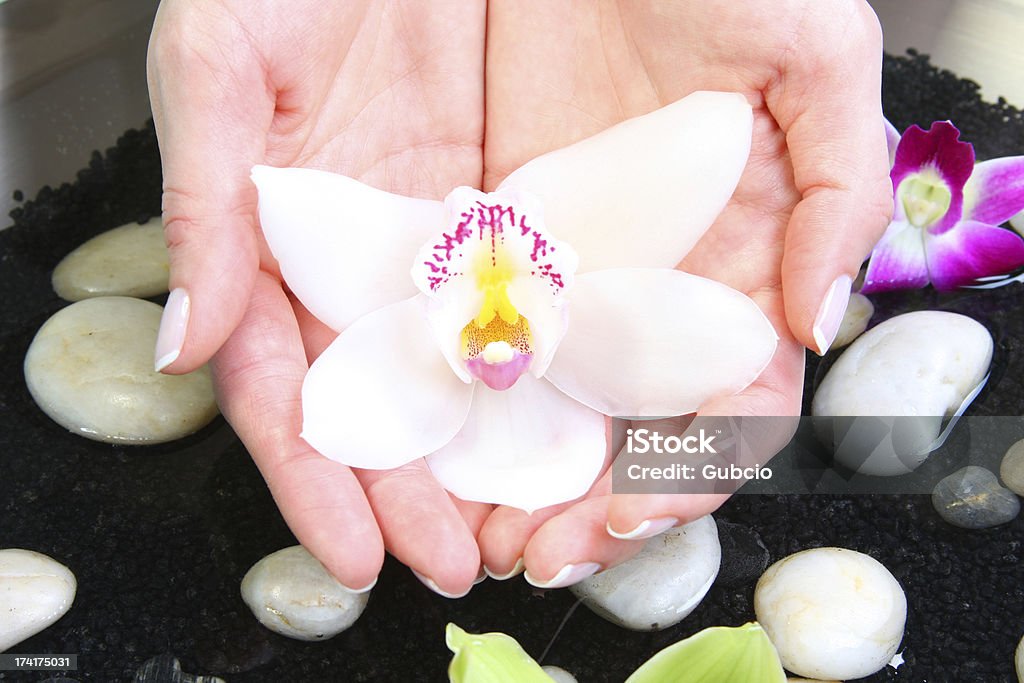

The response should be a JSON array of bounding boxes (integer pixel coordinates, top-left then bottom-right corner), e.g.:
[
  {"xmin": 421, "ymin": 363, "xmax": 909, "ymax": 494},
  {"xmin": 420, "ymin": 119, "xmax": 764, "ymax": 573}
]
[
  {"xmin": 767, "ymin": 2, "xmax": 893, "ymax": 356},
  {"xmin": 146, "ymin": 4, "xmax": 272, "ymax": 373}
]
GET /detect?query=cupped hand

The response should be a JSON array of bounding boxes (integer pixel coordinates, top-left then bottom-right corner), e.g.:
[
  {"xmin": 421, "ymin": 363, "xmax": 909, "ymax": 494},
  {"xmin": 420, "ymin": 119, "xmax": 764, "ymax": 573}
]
[
  {"xmin": 147, "ymin": 0, "xmax": 489, "ymax": 595},
  {"xmin": 477, "ymin": 0, "xmax": 893, "ymax": 585}
]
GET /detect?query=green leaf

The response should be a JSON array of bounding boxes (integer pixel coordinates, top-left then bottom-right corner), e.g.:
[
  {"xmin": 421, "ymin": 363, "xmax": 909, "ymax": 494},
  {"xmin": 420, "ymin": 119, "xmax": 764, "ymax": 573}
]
[
  {"xmin": 445, "ymin": 623, "xmax": 555, "ymax": 683},
  {"xmin": 625, "ymin": 622, "xmax": 786, "ymax": 683}
]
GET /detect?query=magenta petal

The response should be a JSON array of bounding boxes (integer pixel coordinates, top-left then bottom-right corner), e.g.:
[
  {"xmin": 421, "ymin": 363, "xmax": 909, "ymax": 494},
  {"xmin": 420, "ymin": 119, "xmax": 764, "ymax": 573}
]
[
  {"xmin": 891, "ymin": 122, "xmax": 974, "ymax": 234},
  {"xmin": 962, "ymin": 156, "xmax": 1024, "ymax": 225},
  {"xmin": 861, "ymin": 220, "xmax": 930, "ymax": 294},
  {"xmin": 466, "ymin": 352, "xmax": 532, "ymax": 391},
  {"xmin": 926, "ymin": 220, "xmax": 1024, "ymax": 290}
]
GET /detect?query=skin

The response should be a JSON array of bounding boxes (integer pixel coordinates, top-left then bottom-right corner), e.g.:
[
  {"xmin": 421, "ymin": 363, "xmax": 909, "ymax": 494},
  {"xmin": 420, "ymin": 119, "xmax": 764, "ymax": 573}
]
[{"xmin": 147, "ymin": 0, "xmax": 892, "ymax": 596}]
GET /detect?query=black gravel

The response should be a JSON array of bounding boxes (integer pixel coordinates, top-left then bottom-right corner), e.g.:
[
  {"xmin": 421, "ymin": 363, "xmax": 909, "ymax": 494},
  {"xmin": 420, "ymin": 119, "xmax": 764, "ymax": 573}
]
[{"xmin": 2, "ymin": 52, "xmax": 1023, "ymax": 683}]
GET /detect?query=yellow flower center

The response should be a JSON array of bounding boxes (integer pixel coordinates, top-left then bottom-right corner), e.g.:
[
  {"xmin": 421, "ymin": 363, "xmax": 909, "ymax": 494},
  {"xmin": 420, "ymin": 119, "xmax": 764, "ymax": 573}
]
[{"xmin": 900, "ymin": 172, "xmax": 952, "ymax": 229}]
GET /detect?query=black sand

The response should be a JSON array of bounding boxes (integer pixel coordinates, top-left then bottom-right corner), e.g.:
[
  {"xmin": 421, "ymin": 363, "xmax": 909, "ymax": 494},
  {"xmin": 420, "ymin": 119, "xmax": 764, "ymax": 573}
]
[{"xmin": 2, "ymin": 52, "xmax": 1022, "ymax": 682}]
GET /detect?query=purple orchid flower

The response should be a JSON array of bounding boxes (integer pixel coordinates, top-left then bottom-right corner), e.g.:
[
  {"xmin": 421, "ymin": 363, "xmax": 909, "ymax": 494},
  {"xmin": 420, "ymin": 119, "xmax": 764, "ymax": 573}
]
[{"xmin": 861, "ymin": 120, "xmax": 1024, "ymax": 293}]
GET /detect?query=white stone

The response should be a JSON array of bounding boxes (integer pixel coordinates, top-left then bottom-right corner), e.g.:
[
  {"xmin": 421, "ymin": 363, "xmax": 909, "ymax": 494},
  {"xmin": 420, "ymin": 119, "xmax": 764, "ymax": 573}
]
[
  {"xmin": 0, "ymin": 549, "xmax": 77, "ymax": 653},
  {"xmin": 241, "ymin": 546, "xmax": 369, "ymax": 641},
  {"xmin": 570, "ymin": 516, "xmax": 719, "ymax": 631},
  {"xmin": 52, "ymin": 218, "xmax": 169, "ymax": 301},
  {"xmin": 1010, "ymin": 209, "xmax": 1024, "ymax": 236},
  {"xmin": 1000, "ymin": 439, "xmax": 1024, "ymax": 497},
  {"xmin": 755, "ymin": 547, "xmax": 906, "ymax": 681},
  {"xmin": 24, "ymin": 297, "xmax": 218, "ymax": 444},
  {"xmin": 812, "ymin": 311, "xmax": 992, "ymax": 476},
  {"xmin": 542, "ymin": 665, "xmax": 577, "ymax": 682},
  {"xmin": 832, "ymin": 292, "xmax": 874, "ymax": 349},
  {"xmin": 1015, "ymin": 633, "xmax": 1023, "ymax": 683}
]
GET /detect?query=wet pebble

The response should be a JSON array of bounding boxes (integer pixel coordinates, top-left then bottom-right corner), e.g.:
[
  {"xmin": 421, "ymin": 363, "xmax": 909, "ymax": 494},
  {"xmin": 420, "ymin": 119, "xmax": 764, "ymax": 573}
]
[
  {"xmin": 241, "ymin": 545, "xmax": 370, "ymax": 641},
  {"xmin": 133, "ymin": 655, "xmax": 224, "ymax": 683},
  {"xmin": 52, "ymin": 217, "xmax": 169, "ymax": 301},
  {"xmin": 832, "ymin": 292, "xmax": 873, "ymax": 349},
  {"xmin": 714, "ymin": 520, "xmax": 770, "ymax": 588},
  {"xmin": 755, "ymin": 547, "xmax": 906, "ymax": 680},
  {"xmin": 0, "ymin": 549, "xmax": 77, "ymax": 652},
  {"xmin": 1011, "ymin": 209, "xmax": 1024, "ymax": 235},
  {"xmin": 999, "ymin": 439, "xmax": 1024, "ymax": 497},
  {"xmin": 570, "ymin": 516, "xmax": 719, "ymax": 631},
  {"xmin": 24, "ymin": 297, "xmax": 218, "ymax": 444},
  {"xmin": 813, "ymin": 311, "xmax": 992, "ymax": 476},
  {"xmin": 542, "ymin": 665, "xmax": 577, "ymax": 682},
  {"xmin": 1016, "ymin": 634, "xmax": 1023, "ymax": 682},
  {"xmin": 932, "ymin": 465, "xmax": 1020, "ymax": 529}
]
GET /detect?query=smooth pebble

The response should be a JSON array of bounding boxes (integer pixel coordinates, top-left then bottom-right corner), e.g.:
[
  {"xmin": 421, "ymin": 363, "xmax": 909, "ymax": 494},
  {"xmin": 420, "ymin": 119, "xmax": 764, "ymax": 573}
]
[
  {"xmin": 52, "ymin": 217, "xmax": 169, "ymax": 301},
  {"xmin": 0, "ymin": 549, "xmax": 77, "ymax": 652},
  {"xmin": 1000, "ymin": 439, "xmax": 1024, "ymax": 496},
  {"xmin": 570, "ymin": 516, "xmax": 719, "ymax": 631},
  {"xmin": 715, "ymin": 520, "xmax": 770, "ymax": 588},
  {"xmin": 1011, "ymin": 209, "xmax": 1024, "ymax": 235},
  {"xmin": 1016, "ymin": 633, "xmax": 1023, "ymax": 683},
  {"xmin": 812, "ymin": 311, "xmax": 992, "ymax": 476},
  {"xmin": 541, "ymin": 665, "xmax": 577, "ymax": 683},
  {"xmin": 241, "ymin": 546, "xmax": 369, "ymax": 641},
  {"xmin": 932, "ymin": 465, "xmax": 1020, "ymax": 529},
  {"xmin": 832, "ymin": 292, "xmax": 874, "ymax": 349},
  {"xmin": 24, "ymin": 297, "xmax": 218, "ymax": 444},
  {"xmin": 755, "ymin": 547, "xmax": 906, "ymax": 680}
]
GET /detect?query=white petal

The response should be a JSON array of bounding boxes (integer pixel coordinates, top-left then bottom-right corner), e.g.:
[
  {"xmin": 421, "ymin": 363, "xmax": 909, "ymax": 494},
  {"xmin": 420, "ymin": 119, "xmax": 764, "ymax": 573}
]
[
  {"xmin": 545, "ymin": 269, "xmax": 778, "ymax": 417},
  {"xmin": 302, "ymin": 296, "xmax": 474, "ymax": 469},
  {"xmin": 426, "ymin": 377, "xmax": 606, "ymax": 513},
  {"xmin": 505, "ymin": 276, "xmax": 569, "ymax": 377},
  {"xmin": 496, "ymin": 91, "xmax": 752, "ymax": 273},
  {"xmin": 251, "ymin": 165, "xmax": 443, "ymax": 331}
]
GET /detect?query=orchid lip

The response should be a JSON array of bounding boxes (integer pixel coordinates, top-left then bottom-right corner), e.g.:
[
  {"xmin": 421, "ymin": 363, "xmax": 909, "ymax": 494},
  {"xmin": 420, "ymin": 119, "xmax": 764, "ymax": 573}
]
[{"xmin": 466, "ymin": 349, "xmax": 532, "ymax": 391}]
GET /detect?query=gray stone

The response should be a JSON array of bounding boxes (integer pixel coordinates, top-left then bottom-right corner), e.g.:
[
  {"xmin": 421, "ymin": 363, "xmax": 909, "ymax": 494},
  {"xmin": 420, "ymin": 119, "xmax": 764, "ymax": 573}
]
[
  {"xmin": 832, "ymin": 292, "xmax": 874, "ymax": 349},
  {"xmin": 570, "ymin": 515, "xmax": 719, "ymax": 631},
  {"xmin": 241, "ymin": 546, "xmax": 369, "ymax": 641},
  {"xmin": 0, "ymin": 549, "xmax": 77, "ymax": 652},
  {"xmin": 932, "ymin": 465, "xmax": 1020, "ymax": 529},
  {"xmin": 24, "ymin": 297, "xmax": 218, "ymax": 444},
  {"xmin": 52, "ymin": 218, "xmax": 169, "ymax": 301},
  {"xmin": 999, "ymin": 439, "xmax": 1024, "ymax": 497},
  {"xmin": 715, "ymin": 520, "xmax": 770, "ymax": 588}
]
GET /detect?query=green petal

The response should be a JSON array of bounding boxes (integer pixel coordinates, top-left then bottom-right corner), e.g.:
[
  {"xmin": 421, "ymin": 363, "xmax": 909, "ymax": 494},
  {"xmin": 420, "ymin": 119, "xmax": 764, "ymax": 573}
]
[
  {"xmin": 625, "ymin": 622, "xmax": 786, "ymax": 683},
  {"xmin": 446, "ymin": 623, "xmax": 555, "ymax": 683}
]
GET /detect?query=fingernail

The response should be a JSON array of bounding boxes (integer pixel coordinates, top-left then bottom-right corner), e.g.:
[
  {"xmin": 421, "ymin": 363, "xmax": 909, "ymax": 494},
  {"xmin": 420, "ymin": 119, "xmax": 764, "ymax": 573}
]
[
  {"xmin": 339, "ymin": 576, "xmax": 377, "ymax": 595},
  {"xmin": 524, "ymin": 562, "xmax": 601, "ymax": 589},
  {"xmin": 155, "ymin": 287, "xmax": 190, "ymax": 372},
  {"xmin": 412, "ymin": 569, "xmax": 471, "ymax": 599},
  {"xmin": 812, "ymin": 274, "xmax": 852, "ymax": 356},
  {"xmin": 473, "ymin": 568, "xmax": 487, "ymax": 586},
  {"xmin": 606, "ymin": 516, "xmax": 678, "ymax": 540},
  {"xmin": 483, "ymin": 557, "xmax": 524, "ymax": 581}
]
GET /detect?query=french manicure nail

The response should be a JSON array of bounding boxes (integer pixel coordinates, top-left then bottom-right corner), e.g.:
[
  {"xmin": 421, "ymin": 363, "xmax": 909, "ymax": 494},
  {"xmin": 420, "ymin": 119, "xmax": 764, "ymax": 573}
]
[
  {"xmin": 483, "ymin": 557, "xmax": 525, "ymax": 581},
  {"xmin": 412, "ymin": 569, "xmax": 471, "ymax": 599},
  {"xmin": 812, "ymin": 274, "xmax": 852, "ymax": 356},
  {"xmin": 606, "ymin": 516, "xmax": 678, "ymax": 541},
  {"xmin": 155, "ymin": 287, "xmax": 190, "ymax": 372},
  {"xmin": 339, "ymin": 576, "xmax": 378, "ymax": 595},
  {"xmin": 524, "ymin": 562, "xmax": 601, "ymax": 589}
]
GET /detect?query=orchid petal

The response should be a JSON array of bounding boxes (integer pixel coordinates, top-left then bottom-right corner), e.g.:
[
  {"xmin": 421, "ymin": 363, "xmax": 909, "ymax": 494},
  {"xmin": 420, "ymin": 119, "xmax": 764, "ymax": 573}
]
[
  {"xmin": 926, "ymin": 220, "xmax": 1024, "ymax": 290},
  {"xmin": 426, "ymin": 376, "xmax": 606, "ymax": 513},
  {"xmin": 861, "ymin": 220, "xmax": 930, "ymax": 294},
  {"xmin": 884, "ymin": 117, "xmax": 901, "ymax": 168},
  {"xmin": 302, "ymin": 296, "xmax": 474, "ymax": 469},
  {"xmin": 543, "ymin": 269, "xmax": 777, "ymax": 418},
  {"xmin": 497, "ymin": 91, "xmax": 752, "ymax": 273},
  {"xmin": 252, "ymin": 165, "xmax": 443, "ymax": 332},
  {"xmin": 890, "ymin": 122, "xmax": 974, "ymax": 235},
  {"xmin": 962, "ymin": 156, "xmax": 1024, "ymax": 225}
]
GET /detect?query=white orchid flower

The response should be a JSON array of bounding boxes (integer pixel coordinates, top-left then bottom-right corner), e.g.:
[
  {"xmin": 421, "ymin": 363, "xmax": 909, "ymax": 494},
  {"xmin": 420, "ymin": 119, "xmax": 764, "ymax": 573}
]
[{"xmin": 251, "ymin": 91, "xmax": 778, "ymax": 513}]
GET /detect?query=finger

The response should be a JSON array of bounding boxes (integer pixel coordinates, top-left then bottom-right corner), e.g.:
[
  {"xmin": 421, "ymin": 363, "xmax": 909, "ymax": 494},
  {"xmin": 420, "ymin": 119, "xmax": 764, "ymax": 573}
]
[
  {"xmin": 478, "ymin": 502, "xmax": 572, "ymax": 580},
  {"xmin": 765, "ymin": 1, "xmax": 893, "ymax": 355},
  {"xmin": 357, "ymin": 463, "xmax": 482, "ymax": 598},
  {"xmin": 212, "ymin": 271, "xmax": 383, "ymax": 591},
  {"xmin": 522, "ymin": 496, "xmax": 645, "ymax": 589},
  {"xmin": 147, "ymin": 4, "xmax": 274, "ymax": 373}
]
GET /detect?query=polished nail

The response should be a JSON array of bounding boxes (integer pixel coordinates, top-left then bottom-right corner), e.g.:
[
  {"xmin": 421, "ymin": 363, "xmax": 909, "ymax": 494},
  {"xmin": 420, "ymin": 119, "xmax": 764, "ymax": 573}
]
[
  {"xmin": 339, "ymin": 576, "xmax": 378, "ymax": 595},
  {"xmin": 412, "ymin": 569, "xmax": 471, "ymax": 599},
  {"xmin": 606, "ymin": 516, "xmax": 678, "ymax": 541},
  {"xmin": 524, "ymin": 562, "xmax": 601, "ymax": 589},
  {"xmin": 812, "ymin": 274, "xmax": 852, "ymax": 356},
  {"xmin": 154, "ymin": 287, "xmax": 190, "ymax": 372},
  {"xmin": 483, "ymin": 557, "xmax": 525, "ymax": 581}
]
